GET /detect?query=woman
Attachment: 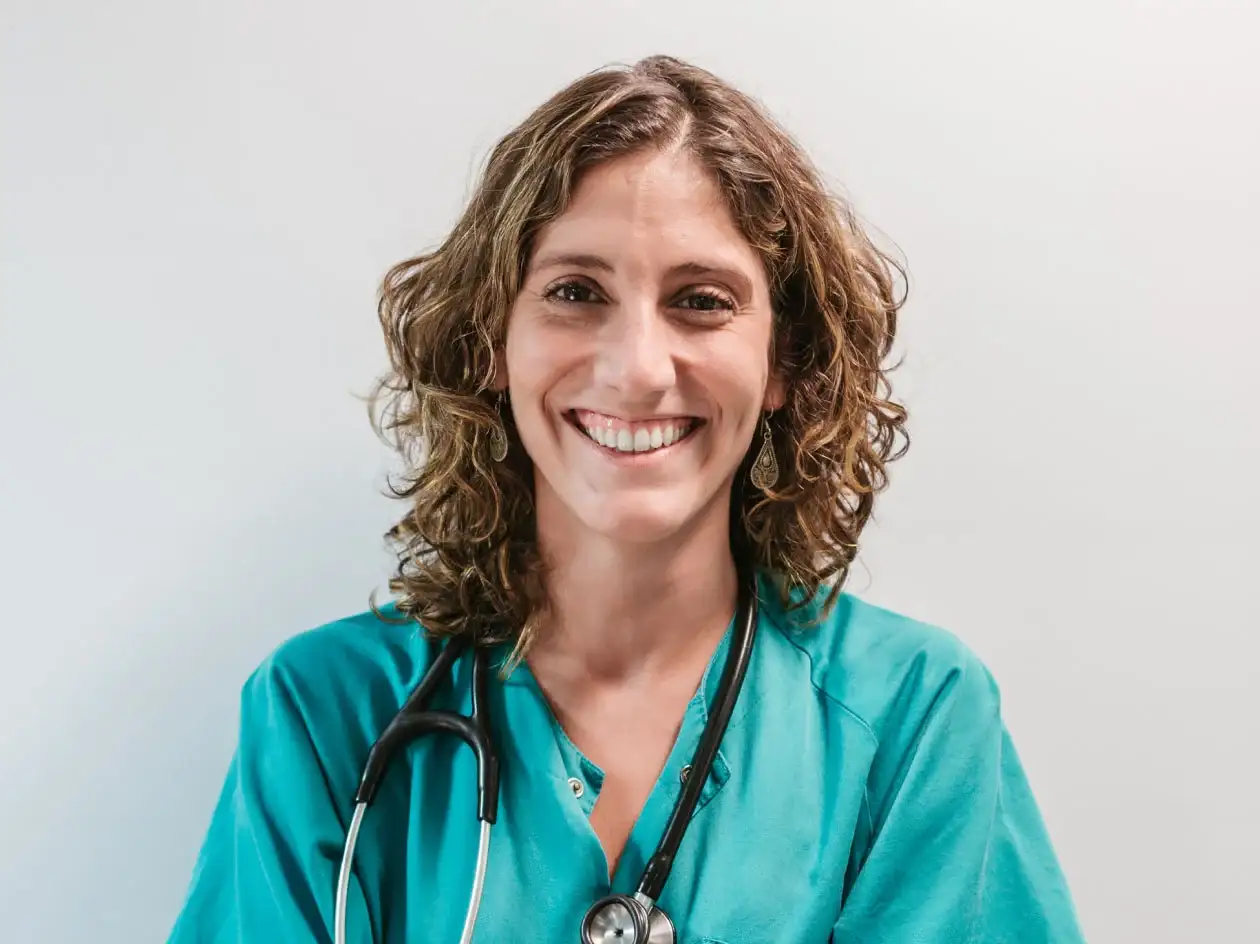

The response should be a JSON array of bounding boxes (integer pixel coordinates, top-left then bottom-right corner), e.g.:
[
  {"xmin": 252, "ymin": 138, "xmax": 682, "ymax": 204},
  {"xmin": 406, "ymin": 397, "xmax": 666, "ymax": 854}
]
[{"xmin": 169, "ymin": 56, "xmax": 1084, "ymax": 942}]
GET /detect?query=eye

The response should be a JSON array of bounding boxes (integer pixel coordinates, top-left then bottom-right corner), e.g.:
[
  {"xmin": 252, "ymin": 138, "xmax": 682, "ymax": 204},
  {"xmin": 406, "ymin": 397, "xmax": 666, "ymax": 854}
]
[
  {"xmin": 542, "ymin": 279, "xmax": 602, "ymax": 305},
  {"xmin": 674, "ymin": 289, "xmax": 736, "ymax": 318}
]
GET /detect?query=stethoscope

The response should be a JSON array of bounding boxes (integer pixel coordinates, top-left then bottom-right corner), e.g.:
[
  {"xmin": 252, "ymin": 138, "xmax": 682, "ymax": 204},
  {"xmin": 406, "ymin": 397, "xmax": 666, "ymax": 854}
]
[{"xmin": 334, "ymin": 565, "xmax": 759, "ymax": 944}]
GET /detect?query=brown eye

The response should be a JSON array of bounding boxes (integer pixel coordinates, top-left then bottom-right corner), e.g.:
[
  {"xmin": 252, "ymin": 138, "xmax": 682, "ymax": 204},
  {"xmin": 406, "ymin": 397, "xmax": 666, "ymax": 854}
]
[
  {"xmin": 678, "ymin": 292, "xmax": 733, "ymax": 311},
  {"xmin": 674, "ymin": 290, "xmax": 736, "ymax": 319},
  {"xmin": 544, "ymin": 281, "xmax": 600, "ymax": 304}
]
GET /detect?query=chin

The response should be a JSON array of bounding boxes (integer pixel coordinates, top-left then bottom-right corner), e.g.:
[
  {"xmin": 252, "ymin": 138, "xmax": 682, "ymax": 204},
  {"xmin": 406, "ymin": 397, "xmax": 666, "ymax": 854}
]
[{"xmin": 577, "ymin": 492, "xmax": 701, "ymax": 546}]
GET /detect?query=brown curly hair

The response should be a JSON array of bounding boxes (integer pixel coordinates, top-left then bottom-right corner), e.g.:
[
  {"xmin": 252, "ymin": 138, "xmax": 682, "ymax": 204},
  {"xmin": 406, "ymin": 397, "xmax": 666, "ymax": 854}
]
[{"xmin": 369, "ymin": 55, "xmax": 908, "ymax": 657}]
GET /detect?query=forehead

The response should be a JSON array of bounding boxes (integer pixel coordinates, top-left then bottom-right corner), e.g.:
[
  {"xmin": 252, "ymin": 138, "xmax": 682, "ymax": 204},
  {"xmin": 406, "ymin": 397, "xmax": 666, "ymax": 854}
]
[{"xmin": 530, "ymin": 149, "xmax": 761, "ymax": 275}]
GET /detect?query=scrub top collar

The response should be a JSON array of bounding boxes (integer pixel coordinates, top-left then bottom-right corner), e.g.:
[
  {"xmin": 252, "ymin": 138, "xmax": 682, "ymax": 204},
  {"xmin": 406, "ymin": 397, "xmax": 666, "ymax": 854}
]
[{"xmin": 484, "ymin": 595, "xmax": 763, "ymax": 891}]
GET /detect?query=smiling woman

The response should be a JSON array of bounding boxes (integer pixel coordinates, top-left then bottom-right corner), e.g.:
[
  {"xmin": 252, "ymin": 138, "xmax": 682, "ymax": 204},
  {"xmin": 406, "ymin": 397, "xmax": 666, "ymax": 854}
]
[
  {"xmin": 505, "ymin": 148, "xmax": 784, "ymax": 551},
  {"xmin": 166, "ymin": 55, "xmax": 1086, "ymax": 943}
]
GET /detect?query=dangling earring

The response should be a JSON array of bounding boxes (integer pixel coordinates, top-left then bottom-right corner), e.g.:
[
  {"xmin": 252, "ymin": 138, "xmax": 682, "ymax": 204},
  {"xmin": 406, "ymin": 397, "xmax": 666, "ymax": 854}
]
[
  {"xmin": 749, "ymin": 413, "xmax": 779, "ymax": 490},
  {"xmin": 488, "ymin": 392, "xmax": 509, "ymax": 462}
]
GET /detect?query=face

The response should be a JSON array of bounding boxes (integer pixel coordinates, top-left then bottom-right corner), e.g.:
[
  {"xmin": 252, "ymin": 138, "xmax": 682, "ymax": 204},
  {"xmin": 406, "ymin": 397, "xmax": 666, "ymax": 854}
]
[{"xmin": 501, "ymin": 148, "xmax": 784, "ymax": 548}]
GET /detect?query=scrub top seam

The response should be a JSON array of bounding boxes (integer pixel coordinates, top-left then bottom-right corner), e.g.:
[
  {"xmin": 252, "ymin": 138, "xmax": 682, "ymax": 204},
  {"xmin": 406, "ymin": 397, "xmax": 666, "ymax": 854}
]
[
  {"xmin": 765, "ymin": 618, "xmax": 879, "ymax": 750},
  {"xmin": 266, "ymin": 663, "xmax": 347, "ymax": 825}
]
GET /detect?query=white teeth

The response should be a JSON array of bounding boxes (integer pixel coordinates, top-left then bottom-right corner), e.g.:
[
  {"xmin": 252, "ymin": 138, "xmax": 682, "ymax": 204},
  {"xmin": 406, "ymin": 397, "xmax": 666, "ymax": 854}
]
[{"xmin": 580, "ymin": 419, "xmax": 694, "ymax": 454}]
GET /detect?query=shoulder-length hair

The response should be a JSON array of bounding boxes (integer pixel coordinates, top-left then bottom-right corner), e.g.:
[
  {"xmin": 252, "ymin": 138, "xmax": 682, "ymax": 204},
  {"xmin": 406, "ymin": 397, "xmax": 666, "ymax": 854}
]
[{"xmin": 369, "ymin": 55, "xmax": 908, "ymax": 656}]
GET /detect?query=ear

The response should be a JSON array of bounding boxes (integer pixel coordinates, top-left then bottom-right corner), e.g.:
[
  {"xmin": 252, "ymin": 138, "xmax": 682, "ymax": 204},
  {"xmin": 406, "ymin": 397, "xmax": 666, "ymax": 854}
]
[
  {"xmin": 490, "ymin": 348, "xmax": 509, "ymax": 392},
  {"xmin": 763, "ymin": 369, "xmax": 787, "ymax": 412}
]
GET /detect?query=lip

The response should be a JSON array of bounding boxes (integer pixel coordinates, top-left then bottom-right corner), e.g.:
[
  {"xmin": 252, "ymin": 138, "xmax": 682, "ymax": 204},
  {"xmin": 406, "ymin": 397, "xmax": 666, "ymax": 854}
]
[
  {"xmin": 568, "ymin": 408, "xmax": 703, "ymax": 425},
  {"xmin": 562, "ymin": 410, "xmax": 702, "ymax": 463}
]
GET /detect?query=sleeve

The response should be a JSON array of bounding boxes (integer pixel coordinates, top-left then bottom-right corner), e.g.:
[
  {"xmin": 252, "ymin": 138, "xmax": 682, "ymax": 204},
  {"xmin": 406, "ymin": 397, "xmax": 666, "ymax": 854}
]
[
  {"xmin": 165, "ymin": 656, "xmax": 374, "ymax": 944},
  {"xmin": 833, "ymin": 652, "xmax": 1087, "ymax": 944}
]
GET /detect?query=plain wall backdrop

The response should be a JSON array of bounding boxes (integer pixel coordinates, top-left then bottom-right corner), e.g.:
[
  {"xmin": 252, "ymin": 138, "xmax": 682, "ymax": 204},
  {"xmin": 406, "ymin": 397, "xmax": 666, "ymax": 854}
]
[{"xmin": 2, "ymin": 1, "xmax": 1257, "ymax": 940}]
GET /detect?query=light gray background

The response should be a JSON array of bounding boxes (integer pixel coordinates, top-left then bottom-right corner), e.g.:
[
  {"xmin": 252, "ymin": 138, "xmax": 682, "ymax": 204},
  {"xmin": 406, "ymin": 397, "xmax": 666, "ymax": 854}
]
[{"xmin": 2, "ymin": 1, "xmax": 1257, "ymax": 941}]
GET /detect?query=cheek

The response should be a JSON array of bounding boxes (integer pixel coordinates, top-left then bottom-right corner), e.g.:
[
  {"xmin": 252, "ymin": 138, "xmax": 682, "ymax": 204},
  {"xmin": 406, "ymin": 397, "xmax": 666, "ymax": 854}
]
[
  {"xmin": 503, "ymin": 316, "xmax": 552, "ymax": 396},
  {"xmin": 504, "ymin": 319, "xmax": 584, "ymax": 420},
  {"xmin": 706, "ymin": 334, "xmax": 775, "ymax": 417}
]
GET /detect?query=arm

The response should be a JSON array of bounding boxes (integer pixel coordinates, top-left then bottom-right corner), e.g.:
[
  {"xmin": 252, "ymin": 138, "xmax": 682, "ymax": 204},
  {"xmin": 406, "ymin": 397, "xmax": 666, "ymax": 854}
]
[
  {"xmin": 834, "ymin": 653, "xmax": 1086, "ymax": 943},
  {"xmin": 166, "ymin": 655, "xmax": 372, "ymax": 944}
]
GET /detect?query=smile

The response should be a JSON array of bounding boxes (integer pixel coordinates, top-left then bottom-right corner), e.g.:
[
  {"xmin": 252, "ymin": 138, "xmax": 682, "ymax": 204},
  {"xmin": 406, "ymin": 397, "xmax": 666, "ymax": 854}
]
[{"xmin": 566, "ymin": 409, "xmax": 702, "ymax": 456}]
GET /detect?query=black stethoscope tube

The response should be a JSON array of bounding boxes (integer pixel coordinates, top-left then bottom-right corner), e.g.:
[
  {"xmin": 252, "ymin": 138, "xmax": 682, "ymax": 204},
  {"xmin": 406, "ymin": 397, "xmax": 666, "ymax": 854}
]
[
  {"xmin": 342, "ymin": 563, "xmax": 759, "ymax": 944},
  {"xmin": 352, "ymin": 633, "xmax": 501, "ymax": 823},
  {"xmin": 635, "ymin": 566, "xmax": 757, "ymax": 901}
]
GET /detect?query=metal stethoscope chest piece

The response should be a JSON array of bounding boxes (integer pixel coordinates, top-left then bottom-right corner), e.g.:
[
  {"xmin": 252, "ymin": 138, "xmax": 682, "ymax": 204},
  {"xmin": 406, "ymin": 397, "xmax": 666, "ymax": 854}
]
[
  {"xmin": 581, "ymin": 892, "xmax": 677, "ymax": 943},
  {"xmin": 335, "ymin": 565, "xmax": 759, "ymax": 944}
]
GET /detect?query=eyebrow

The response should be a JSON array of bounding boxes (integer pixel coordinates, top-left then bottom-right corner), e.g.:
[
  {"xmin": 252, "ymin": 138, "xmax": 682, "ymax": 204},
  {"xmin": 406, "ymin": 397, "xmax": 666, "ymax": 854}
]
[
  {"xmin": 531, "ymin": 252, "xmax": 616, "ymax": 273},
  {"xmin": 530, "ymin": 252, "xmax": 755, "ymax": 298}
]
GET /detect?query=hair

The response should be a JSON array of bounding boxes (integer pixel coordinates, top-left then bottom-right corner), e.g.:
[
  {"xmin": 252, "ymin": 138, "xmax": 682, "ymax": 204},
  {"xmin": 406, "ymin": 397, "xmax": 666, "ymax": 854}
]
[{"xmin": 369, "ymin": 55, "xmax": 909, "ymax": 658}]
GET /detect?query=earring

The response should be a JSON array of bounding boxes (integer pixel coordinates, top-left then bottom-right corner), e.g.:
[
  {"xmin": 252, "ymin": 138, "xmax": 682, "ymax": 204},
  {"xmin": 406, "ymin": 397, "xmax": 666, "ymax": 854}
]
[
  {"xmin": 488, "ymin": 393, "xmax": 509, "ymax": 462},
  {"xmin": 749, "ymin": 413, "xmax": 779, "ymax": 490}
]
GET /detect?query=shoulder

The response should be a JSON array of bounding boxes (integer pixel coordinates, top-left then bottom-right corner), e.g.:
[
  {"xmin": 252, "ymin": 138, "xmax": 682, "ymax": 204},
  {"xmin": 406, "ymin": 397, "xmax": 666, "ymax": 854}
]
[
  {"xmin": 243, "ymin": 601, "xmax": 431, "ymax": 705},
  {"xmin": 234, "ymin": 602, "xmax": 434, "ymax": 791},
  {"xmin": 759, "ymin": 579, "xmax": 1001, "ymax": 746}
]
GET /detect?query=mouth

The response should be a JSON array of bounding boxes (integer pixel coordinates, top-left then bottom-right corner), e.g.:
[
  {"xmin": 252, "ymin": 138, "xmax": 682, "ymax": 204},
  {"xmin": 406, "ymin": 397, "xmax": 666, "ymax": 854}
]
[{"xmin": 564, "ymin": 409, "xmax": 704, "ymax": 459}]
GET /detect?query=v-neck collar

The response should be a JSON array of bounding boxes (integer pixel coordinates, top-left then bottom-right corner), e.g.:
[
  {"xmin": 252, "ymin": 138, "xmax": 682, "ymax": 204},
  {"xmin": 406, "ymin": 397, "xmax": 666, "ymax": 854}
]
[{"xmin": 493, "ymin": 601, "xmax": 761, "ymax": 894}]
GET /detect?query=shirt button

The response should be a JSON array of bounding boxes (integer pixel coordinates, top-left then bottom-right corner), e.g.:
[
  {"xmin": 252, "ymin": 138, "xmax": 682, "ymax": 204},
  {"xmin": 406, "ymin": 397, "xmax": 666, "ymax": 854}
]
[
  {"xmin": 679, "ymin": 764, "xmax": 693, "ymax": 784},
  {"xmin": 568, "ymin": 777, "xmax": 585, "ymax": 798}
]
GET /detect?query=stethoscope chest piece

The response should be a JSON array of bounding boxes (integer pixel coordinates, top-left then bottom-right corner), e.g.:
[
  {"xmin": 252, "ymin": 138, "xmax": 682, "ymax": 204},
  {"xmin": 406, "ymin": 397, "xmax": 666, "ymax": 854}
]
[{"xmin": 581, "ymin": 892, "xmax": 676, "ymax": 944}]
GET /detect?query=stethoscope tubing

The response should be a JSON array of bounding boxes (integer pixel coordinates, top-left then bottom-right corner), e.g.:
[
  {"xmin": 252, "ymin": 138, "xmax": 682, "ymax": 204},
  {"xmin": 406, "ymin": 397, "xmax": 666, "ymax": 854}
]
[
  {"xmin": 335, "ymin": 632, "xmax": 499, "ymax": 944},
  {"xmin": 334, "ymin": 805, "xmax": 490, "ymax": 944},
  {"xmin": 334, "ymin": 803, "xmax": 366, "ymax": 944},
  {"xmin": 462, "ymin": 820, "xmax": 492, "ymax": 943},
  {"xmin": 634, "ymin": 569, "xmax": 757, "ymax": 902},
  {"xmin": 336, "ymin": 560, "xmax": 758, "ymax": 944}
]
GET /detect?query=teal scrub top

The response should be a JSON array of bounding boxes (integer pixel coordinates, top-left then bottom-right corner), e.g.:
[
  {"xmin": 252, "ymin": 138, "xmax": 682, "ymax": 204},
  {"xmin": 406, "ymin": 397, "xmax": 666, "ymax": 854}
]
[{"xmin": 167, "ymin": 581, "xmax": 1085, "ymax": 942}]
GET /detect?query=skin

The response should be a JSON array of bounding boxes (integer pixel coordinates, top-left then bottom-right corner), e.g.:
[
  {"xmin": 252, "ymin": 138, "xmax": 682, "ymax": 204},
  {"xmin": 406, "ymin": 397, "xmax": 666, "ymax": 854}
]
[{"xmin": 498, "ymin": 145, "xmax": 784, "ymax": 875}]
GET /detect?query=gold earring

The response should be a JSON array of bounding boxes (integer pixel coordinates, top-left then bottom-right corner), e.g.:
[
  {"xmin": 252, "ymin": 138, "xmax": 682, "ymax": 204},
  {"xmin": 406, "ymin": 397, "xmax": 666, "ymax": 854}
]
[
  {"xmin": 488, "ymin": 393, "xmax": 509, "ymax": 462},
  {"xmin": 749, "ymin": 413, "xmax": 779, "ymax": 490}
]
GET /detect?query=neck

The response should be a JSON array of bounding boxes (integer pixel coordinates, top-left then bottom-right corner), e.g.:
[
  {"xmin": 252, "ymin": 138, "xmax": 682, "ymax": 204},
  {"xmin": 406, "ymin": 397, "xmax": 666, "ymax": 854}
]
[{"xmin": 528, "ymin": 493, "xmax": 740, "ymax": 684}]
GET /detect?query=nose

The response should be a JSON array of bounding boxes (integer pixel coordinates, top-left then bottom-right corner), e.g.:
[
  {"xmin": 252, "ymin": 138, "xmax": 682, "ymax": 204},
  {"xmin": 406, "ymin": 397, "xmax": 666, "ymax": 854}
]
[{"xmin": 592, "ymin": 299, "xmax": 676, "ymax": 398}]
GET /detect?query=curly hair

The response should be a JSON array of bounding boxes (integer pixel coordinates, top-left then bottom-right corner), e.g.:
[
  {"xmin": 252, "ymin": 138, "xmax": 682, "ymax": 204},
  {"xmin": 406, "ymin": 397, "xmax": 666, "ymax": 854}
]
[{"xmin": 369, "ymin": 55, "xmax": 908, "ymax": 657}]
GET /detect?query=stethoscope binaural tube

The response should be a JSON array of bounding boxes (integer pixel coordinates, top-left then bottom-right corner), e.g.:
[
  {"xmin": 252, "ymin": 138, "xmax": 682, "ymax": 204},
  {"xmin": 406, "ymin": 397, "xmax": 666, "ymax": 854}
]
[
  {"xmin": 580, "ymin": 567, "xmax": 760, "ymax": 944},
  {"xmin": 335, "ymin": 635, "xmax": 500, "ymax": 944}
]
